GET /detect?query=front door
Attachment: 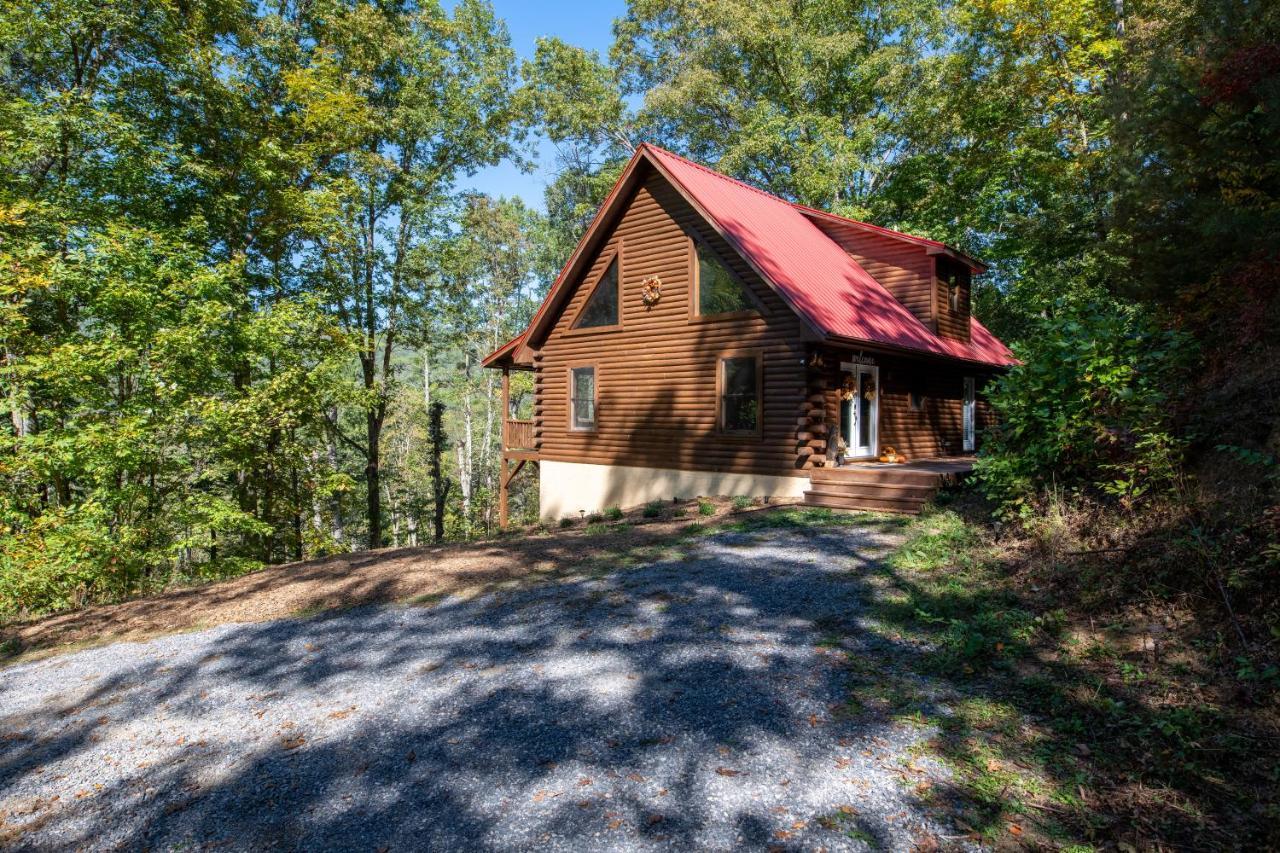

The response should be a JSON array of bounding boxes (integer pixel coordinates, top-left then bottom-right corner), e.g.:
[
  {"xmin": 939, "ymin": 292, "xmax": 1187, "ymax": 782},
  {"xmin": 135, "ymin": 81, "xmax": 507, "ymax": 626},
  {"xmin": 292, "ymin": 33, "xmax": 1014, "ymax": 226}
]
[
  {"xmin": 962, "ymin": 376, "xmax": 976, "ymax": 452},
  {"xmin": 840, "ymin": 364, "xmax": 879, "ymax": 458}
]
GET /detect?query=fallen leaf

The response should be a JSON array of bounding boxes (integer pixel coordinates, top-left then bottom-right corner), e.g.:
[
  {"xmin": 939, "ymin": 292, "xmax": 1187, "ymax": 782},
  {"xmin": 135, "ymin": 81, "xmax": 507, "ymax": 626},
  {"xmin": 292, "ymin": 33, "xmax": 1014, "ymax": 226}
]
[
  {"xmin": 626, "ymin": 773, "xmax": 646, "ymax": 783},
  {"xmin": 646, "ymin": 813, "xmax": 664, "ymax": 825},
  {"xmin": 281, "ymin": 735, "xmax": 306, "ymax": 750},
  {"xmin": 1008, "ymin": 823, "xmax": 1023, "ymax": 836},
  {"xmin": 715, "ymin": 767, "xmax": 743, "ymax": 777},
  {"xmin": 578, "ymin": 776, "xmax": 593, "ymax": 787}
]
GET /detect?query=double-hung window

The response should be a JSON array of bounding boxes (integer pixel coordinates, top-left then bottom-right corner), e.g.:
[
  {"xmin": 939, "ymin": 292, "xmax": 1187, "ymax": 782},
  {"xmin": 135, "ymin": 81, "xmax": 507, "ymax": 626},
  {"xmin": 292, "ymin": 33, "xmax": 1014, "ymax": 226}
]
[{"xmin": 570, "ymin": 366, "xmax": 596, "ymax": 430}]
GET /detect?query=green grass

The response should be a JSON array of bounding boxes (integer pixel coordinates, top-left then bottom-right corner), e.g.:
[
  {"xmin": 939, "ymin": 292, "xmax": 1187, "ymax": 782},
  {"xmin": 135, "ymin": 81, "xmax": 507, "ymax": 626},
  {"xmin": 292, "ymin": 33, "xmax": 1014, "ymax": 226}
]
[
  {"xmin": 641, "ymin": 501, "xmax": 664, "ymax": 519},
  {"xmin": 858, "ymin": 506, "xmax": 1276, "ymax": 849},
  {"xmin": 604, "ymin": 506, "xmax": 624, "ymax": 521},
  {"xmin": 730, "ymin": 495, "xmax": 754, "ymax": 511}
]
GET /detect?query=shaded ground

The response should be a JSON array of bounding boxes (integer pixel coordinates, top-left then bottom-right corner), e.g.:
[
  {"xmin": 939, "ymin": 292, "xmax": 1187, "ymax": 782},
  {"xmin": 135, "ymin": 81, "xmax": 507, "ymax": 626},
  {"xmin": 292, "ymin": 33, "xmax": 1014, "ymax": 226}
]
[
  {"xmin": 1, "ymin": 498, "xmax": 775, "ymax": 665},
  {"xmin": 869, "ymin": 502, "xmax": 1280, "ymax": 850},
  {"xmin": 1, "ymin": 509, "xmax": 986, "ymax": 851}
]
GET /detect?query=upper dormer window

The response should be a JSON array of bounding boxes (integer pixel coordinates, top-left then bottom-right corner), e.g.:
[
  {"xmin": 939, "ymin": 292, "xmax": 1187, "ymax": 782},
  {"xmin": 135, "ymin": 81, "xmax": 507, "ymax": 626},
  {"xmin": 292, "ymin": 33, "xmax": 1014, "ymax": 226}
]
[
  {"xmin": 695, "ymin": 242, "xmax": 755, "ymax": 316},
  {"xmin": 574, "ymin": 257, "xmax": 619, "ymax": 329},
  {"xmin": 947, "ymin": 272, "xmax": 962, "ymax": 313}
]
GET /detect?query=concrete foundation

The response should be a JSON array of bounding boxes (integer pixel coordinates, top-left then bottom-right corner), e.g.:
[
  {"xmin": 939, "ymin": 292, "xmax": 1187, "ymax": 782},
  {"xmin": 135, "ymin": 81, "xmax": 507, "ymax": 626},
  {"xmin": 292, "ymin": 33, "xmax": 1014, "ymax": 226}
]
[{"xmin": 538, "ymin": 460, "xmax": 810, "ymax": 521}]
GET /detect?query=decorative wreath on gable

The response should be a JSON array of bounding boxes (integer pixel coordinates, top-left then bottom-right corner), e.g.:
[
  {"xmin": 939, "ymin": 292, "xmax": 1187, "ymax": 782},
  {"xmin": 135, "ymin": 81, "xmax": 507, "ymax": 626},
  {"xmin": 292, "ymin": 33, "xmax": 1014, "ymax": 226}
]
[{"xmin": 640, "ymin": 275, "xmax": 662, "ymax": 306}]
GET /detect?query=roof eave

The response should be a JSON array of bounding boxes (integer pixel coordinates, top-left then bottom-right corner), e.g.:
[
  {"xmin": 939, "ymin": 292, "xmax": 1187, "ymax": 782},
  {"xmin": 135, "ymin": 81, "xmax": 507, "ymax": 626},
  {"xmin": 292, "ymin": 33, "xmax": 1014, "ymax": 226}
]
[{"xmin": 822, "ymin": 333, "xmax": 1015, "ymax": 370}]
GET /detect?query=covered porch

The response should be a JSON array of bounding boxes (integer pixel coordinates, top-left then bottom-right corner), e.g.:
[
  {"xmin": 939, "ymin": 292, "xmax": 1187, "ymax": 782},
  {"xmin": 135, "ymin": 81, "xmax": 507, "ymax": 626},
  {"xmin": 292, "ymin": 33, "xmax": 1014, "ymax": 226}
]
[
  {"xmin": 795, "ymin": 345, "xmax": 985, "ymax": 472},
  {"xmin": 485, "ymin": 334, "xmax": 539, "ymax": 529}
]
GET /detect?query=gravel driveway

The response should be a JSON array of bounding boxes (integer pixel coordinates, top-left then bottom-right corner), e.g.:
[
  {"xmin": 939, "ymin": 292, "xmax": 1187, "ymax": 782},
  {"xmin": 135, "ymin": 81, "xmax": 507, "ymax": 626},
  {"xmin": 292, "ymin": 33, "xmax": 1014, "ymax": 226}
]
[{"xmin": 1, "ymin": 517, "xmax": 973, "ymax": 851}]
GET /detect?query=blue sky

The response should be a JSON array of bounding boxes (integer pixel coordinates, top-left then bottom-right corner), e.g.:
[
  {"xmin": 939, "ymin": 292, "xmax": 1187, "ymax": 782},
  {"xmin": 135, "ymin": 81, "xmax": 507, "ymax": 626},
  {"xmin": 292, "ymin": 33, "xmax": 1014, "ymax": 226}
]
[{"xmin": 456, "ymin": 0, "xmax": 631, "ymax": 210}]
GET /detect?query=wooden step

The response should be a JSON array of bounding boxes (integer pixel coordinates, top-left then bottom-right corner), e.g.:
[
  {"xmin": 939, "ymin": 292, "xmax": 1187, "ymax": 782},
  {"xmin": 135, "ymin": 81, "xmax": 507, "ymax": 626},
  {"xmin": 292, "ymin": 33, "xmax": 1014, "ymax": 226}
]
[
  {"xmin": 810, "ymin": 467, "xmax": 943, "ymax": 487},
  {"xmin": 804, "ymin": 480, "xmax": 937, "ymax": 501},
  {"xmin": 802, "ymin": 491, "xmax": 924, "ymax": 515}
]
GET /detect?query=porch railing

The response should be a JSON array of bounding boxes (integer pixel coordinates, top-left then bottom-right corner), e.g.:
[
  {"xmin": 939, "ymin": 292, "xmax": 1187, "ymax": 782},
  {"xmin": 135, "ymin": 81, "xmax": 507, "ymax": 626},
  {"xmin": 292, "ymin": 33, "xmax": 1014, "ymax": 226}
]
[{"xmin": 503, "ymin": 418, "xmax": 536, "ymax": 451}]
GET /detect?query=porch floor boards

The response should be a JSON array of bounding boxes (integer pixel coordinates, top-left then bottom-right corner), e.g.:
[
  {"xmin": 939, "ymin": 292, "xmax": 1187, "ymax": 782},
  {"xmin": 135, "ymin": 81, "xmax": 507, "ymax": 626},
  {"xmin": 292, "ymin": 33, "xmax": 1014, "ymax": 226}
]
[{"xmin": 803, "ymin": 456, "xmax": 975, "ymax": 515}]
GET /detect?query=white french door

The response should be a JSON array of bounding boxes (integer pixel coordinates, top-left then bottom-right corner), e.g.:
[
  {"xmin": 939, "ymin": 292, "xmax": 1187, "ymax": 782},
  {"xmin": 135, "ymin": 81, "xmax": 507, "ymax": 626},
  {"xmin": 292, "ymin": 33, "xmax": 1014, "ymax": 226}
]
[
  {"xmin": 840, "ymin": 364, "xmax": 879, "ymax": 459},
  {"xmin": 962, "ymin": 376, "xmax": 976, "ymax": 452}
]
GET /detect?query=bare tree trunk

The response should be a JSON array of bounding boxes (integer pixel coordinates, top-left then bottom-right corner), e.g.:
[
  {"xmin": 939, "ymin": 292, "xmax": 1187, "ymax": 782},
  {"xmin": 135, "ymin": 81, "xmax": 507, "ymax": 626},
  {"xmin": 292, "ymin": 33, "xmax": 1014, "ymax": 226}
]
[
  {"xmin": 385, "ymin": 481, "xmax": 399, "ymax": 547},
  {"xmin": 428, "ymin": 401, "xmax": 449, "ymax": 543},
  {"xmin": 422, "ymin": 350, "xmax": 430, "ymax": 415},
  {"xmin": 366, "ymin": 408, "xmax": 382, "ymax": 549},
  {"xmin": 456, "ymin": 355, "xmax": 474, "ymax": 531},
  {"xmin": 325, "ymin": 410, "xmax": 345, "ymax": 546}
]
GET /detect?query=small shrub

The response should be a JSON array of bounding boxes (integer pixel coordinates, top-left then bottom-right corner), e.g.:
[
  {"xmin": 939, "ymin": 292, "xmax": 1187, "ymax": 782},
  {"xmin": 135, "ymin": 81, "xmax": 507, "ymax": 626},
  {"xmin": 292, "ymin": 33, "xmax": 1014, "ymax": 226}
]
[
  {"xmin": 731, "ymin": 495, "xmax": 753, "ymax": 511},
  {"xmin": 604, "ymin": 506, "xmax": 624, "ymax": 521},
  {"xmin": 558, "ymin": 517, "xmax": 574, "ymax": 528},
  {"xmin": 586, "ymin": 512, "xmax": 604, "ymax": 524},
  {"xmin": 642, "ymin": 501, "xmax": 664, "ymax": 519},
  {"xmin": 697, "ymin": 498, "xmax": 715, "ymax": 516},
  {"xmin": 585, "ymin": 522, "xmax": 610, "ymax": 535}
]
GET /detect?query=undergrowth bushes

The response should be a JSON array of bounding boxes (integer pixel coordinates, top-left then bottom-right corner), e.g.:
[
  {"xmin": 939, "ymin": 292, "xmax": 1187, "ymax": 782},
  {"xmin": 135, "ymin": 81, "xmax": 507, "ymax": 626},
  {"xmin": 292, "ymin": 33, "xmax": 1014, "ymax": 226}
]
[
  {"xmin": 976, "ymin": 301, "xmax": 1194, "ymax": 518},
  {"xmin": 973, "ymin": 301, "xmax": 1278, "ymax": 686}
]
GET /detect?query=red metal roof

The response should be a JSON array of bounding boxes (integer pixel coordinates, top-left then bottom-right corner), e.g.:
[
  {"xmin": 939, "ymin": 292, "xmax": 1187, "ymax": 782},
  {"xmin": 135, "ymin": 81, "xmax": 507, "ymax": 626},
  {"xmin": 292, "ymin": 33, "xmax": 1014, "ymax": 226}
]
[
  {"xmin": 641, "ymin": 144, "xmax": 1015, "ymax": 367},
  {"xmin": 485, "ymin": 143, "xmax": 1015, "ymax": 369}
]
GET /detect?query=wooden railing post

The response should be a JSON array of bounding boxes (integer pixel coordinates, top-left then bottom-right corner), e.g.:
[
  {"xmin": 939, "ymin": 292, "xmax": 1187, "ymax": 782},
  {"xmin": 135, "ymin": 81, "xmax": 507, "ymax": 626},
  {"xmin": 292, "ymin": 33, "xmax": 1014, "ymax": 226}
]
[{"xmin": 499, "ymin": 367, "xmax": 510, "ymax": 529}]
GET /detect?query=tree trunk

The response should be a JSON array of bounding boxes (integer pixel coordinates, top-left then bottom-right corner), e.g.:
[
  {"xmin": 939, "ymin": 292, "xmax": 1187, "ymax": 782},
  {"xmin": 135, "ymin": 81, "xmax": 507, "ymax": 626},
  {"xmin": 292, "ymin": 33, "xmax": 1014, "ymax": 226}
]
[
  {"xmin": 325, "ymin": 412, "xmax": 346, "ymax": 546},
  {"xmin": 365, "ymin": 409, "xmax": 382, "ymax": 549},
  {"xmin": 428, "ymin": 400, "xmax": 449, "ymax": 544}
]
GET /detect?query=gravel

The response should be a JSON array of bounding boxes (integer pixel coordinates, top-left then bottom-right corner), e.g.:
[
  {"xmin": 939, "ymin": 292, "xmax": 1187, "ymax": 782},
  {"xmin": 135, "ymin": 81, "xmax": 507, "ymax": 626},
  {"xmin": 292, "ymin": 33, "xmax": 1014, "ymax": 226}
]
[{"xmin": 1, "ymin": 517, "xmax": 976, "ymax": 851}]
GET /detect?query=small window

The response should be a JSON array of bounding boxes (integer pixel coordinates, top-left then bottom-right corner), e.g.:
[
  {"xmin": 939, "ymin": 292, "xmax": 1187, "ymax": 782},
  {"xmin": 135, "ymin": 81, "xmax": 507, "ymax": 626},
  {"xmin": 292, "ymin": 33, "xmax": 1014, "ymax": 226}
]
[
  {"xmin": 948, "ymin": 273, "xmax": 963, "ymax": 313},
  {"xmin": 697, "ymin": 242, "xmax": 755, "ymax": 316},
  {"xmin": 910, "ymin": 391, "xmax": 926, "ymax": 411},
  {"xmin": 574, "ymin": 258, "xmax": 619, "ymax": 329},
  {"xmin": 719, "ymin": 354, "xmax": 760, "ymax": 434},
  {"xmin": 570, "ymin": 366, "xmax": 596, "ymax": 430}
]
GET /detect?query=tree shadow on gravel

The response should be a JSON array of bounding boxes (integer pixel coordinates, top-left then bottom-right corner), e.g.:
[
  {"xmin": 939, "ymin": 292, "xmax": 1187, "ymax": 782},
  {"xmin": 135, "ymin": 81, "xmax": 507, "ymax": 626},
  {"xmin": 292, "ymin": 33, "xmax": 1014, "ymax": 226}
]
[{"xmin": 2, "ymin": 512, "xmax": 972, "ymax": 851}]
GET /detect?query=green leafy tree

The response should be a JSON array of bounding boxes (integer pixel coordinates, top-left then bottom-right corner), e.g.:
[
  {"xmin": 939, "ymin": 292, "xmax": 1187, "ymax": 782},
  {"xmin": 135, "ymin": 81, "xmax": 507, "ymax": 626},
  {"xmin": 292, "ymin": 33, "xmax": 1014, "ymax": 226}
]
[{"xmin": 283, "ymin": 0, "xmax": 525, "ymax": 548}]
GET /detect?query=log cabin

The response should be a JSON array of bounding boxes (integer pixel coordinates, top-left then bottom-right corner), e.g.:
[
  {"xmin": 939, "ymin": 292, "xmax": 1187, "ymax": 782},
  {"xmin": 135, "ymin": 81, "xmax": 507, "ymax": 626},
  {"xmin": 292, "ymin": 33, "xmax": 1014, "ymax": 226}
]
[{"xmin": 485, "ymin": 143, "xmax": 1016, "ymax": 523}]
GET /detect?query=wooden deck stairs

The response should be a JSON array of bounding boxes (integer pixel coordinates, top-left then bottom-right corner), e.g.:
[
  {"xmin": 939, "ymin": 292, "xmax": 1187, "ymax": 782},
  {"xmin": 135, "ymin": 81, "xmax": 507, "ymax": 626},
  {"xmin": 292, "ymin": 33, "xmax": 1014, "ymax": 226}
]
[{"xmin": 802, "ymin": 458, "xmax": 975, "ymax": 515}]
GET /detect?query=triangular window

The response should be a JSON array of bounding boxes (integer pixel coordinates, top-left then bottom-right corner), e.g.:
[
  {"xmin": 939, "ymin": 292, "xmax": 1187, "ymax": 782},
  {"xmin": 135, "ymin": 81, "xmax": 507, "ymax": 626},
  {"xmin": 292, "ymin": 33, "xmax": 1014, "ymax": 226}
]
[
  {"xmin": 697, "ymin": 243, "xmax": 755, "ymax": 316},
  {"xmin": 574, "ymin": 258, "xmax": 619, "ymax": 329}
]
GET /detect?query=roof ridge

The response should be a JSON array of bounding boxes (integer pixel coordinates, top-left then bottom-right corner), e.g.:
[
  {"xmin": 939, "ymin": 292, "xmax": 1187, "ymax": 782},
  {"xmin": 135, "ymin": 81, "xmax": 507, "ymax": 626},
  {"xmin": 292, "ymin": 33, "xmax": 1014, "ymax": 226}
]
[{"xmin": 640, "ymin": 143, "xmax": 789, "ymax": 206}]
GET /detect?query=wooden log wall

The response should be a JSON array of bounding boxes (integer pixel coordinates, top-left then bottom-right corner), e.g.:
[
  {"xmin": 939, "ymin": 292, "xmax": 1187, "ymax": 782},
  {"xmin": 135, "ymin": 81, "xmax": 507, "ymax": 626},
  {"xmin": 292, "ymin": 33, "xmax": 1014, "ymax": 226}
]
[
  {"xmin": 934, "ymin": 257, "xmax": 972, "ymax": 343},
  {"xmin": 530, "ymin": 167, "xmax": 809, "ymax": 478},
  {"xmin": 808, "ymin": 220, "xmax": 938, "ymax": 331}
]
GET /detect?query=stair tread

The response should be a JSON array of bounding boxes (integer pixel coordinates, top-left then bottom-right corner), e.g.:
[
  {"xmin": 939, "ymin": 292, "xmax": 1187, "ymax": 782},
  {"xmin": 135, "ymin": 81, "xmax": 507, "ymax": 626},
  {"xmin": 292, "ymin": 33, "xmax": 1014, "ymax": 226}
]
[{"xmin": 802, "ymin": 491, "xmax": 925, "ymax": 515}]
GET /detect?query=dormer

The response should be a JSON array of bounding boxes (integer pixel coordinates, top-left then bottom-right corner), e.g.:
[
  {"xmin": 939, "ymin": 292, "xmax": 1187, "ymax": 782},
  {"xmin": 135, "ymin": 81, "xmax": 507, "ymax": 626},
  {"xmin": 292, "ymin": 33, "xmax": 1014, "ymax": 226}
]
[{"xmin": 934, "ymin": 256, "xmax": 971, "ymax": 342}]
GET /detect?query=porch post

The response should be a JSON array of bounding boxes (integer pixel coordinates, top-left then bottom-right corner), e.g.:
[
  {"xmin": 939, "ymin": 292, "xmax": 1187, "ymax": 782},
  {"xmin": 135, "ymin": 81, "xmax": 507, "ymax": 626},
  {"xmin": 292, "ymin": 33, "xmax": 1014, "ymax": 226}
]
[{"xmin": 499, "ymin": 367, "xmax": 510, "ymax": 529}]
